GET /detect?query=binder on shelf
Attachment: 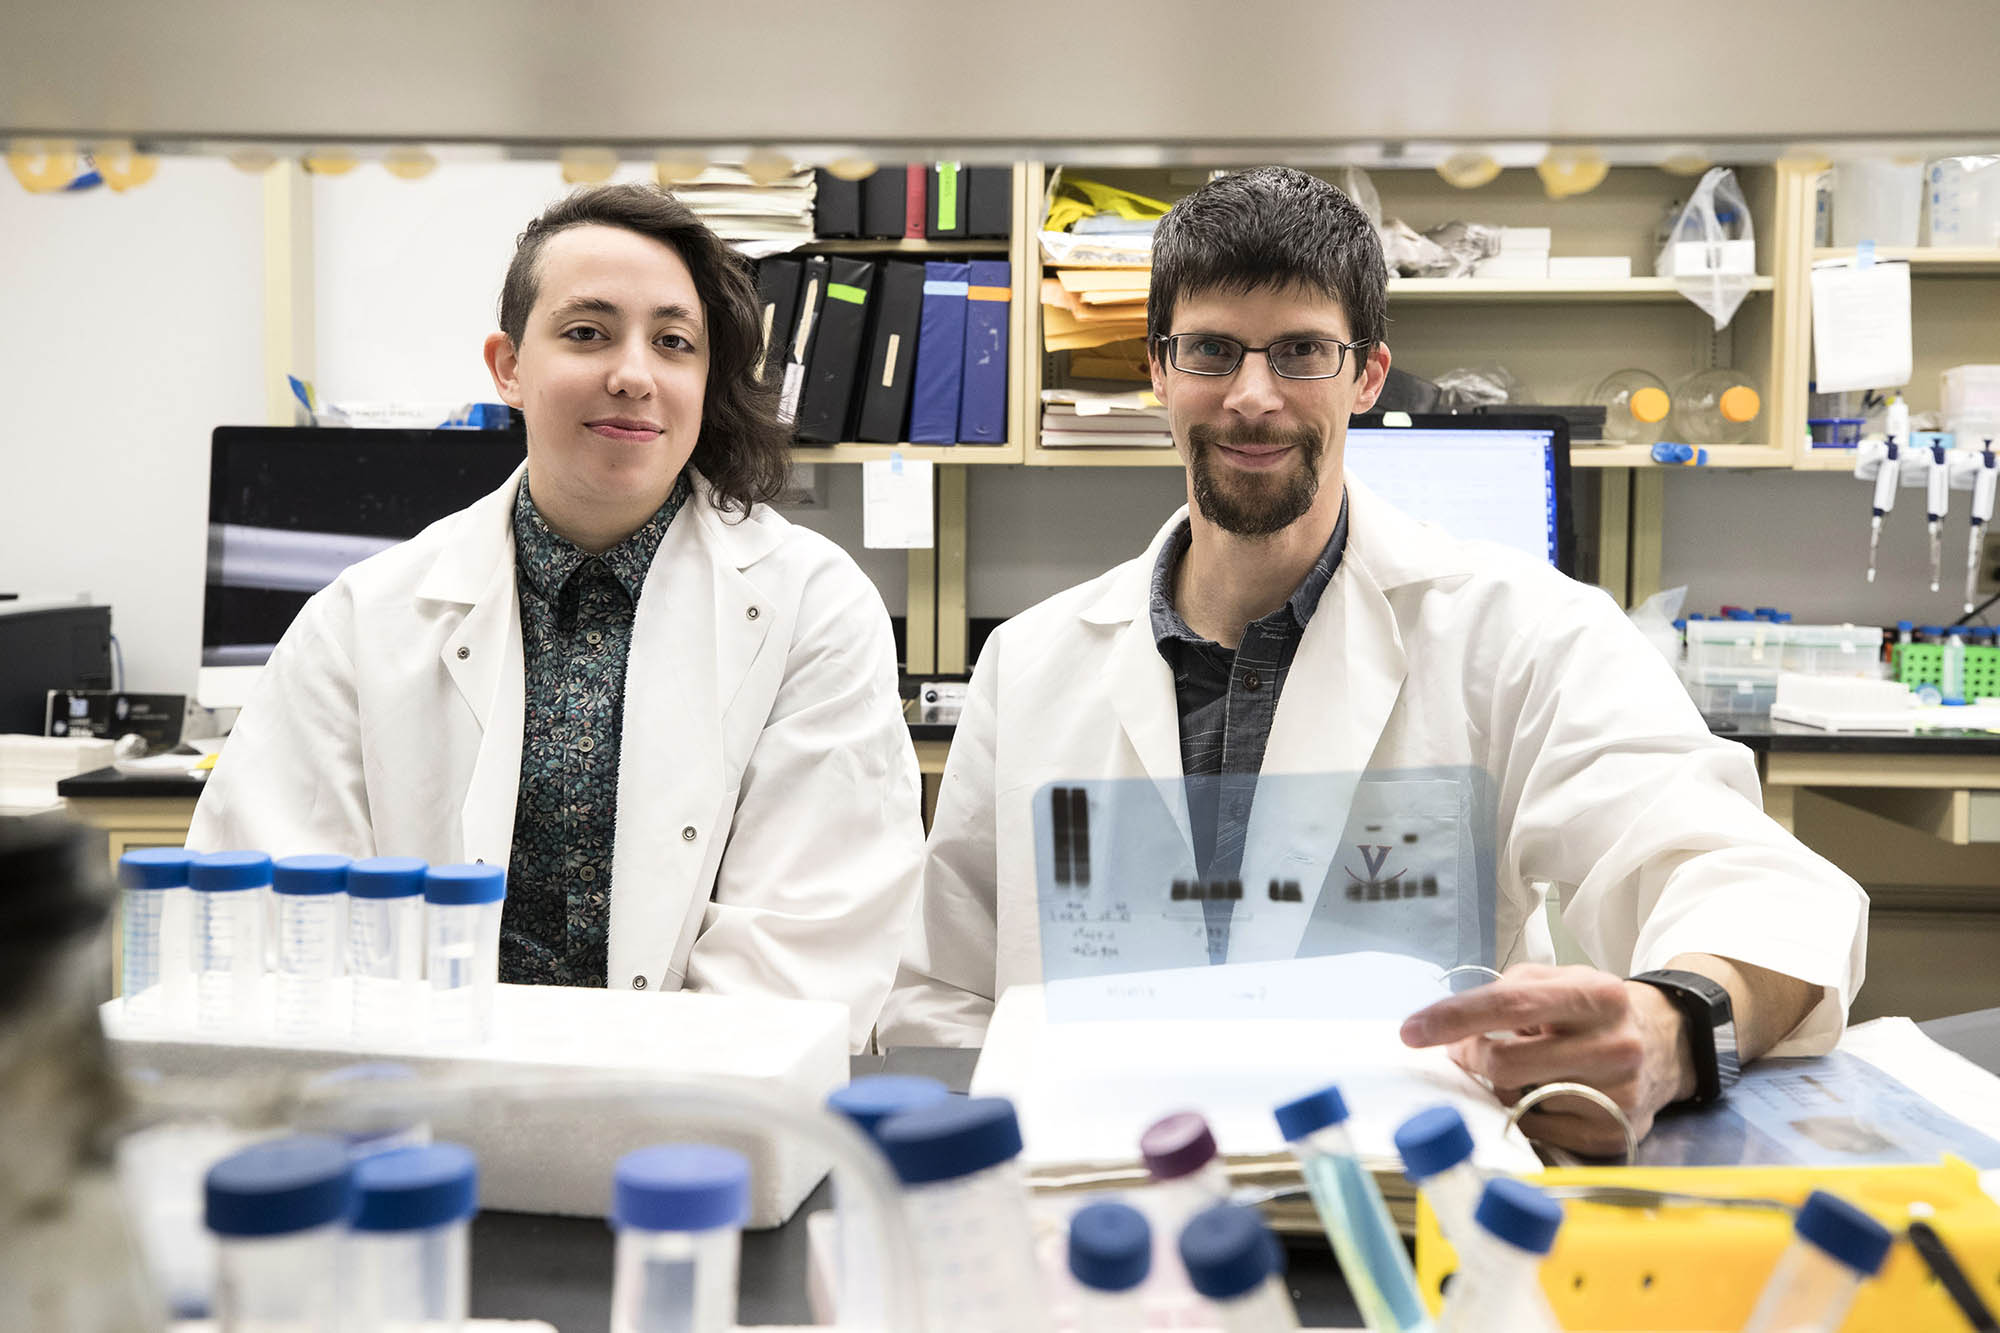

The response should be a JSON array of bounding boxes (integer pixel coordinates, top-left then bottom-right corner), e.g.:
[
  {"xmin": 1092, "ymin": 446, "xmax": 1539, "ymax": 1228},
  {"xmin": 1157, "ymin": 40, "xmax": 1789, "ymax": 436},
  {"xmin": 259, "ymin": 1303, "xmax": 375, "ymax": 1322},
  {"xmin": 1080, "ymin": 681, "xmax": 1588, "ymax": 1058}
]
[
  {"xmin": 908, "ymin": 261, "xmax": 970, "ymax": 445},
  {"xmin": 812, "ymin": 168, "xmax": 861, "ymax": 239},
  {"xmin": 794, "ymin": 258, "xmax": 877, "ymax": 444},
  {"xmin": 754, "ymin": 258, "xmax": 803, "ymax": 386},
  {"xmin": 904, "ymin": 165, "xmax": 927, "ymax": 240},
  {"xmin": 862, "ymin": 165, "xmax": 908, "ymax": 240},
  {"xmin": 959, "ymin": 260, "xmax": 1011, "ymax": 444},
  {"xmin": 855, "ymin": 261, "xmax": 926, "ymax": 443},
  {"xmin": 966, "ymin": 166, "xmax": 1013, "ymax": 239},
  {"xmin": 776, "ymin": 255, "xmax": 829, "ymax": 428},
  {"xmin": 926, "ymin": 162, "xmax": 968, "ymax": 240}
]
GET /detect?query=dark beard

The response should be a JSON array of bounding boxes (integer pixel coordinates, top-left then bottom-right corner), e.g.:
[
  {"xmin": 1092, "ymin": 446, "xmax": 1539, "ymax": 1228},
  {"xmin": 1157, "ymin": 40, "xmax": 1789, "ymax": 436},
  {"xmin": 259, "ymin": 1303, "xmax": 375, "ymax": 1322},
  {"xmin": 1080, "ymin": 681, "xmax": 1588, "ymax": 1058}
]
[{"xmin": 1185, "ymin": 423, "xmax": 1324, "ymax": 537}]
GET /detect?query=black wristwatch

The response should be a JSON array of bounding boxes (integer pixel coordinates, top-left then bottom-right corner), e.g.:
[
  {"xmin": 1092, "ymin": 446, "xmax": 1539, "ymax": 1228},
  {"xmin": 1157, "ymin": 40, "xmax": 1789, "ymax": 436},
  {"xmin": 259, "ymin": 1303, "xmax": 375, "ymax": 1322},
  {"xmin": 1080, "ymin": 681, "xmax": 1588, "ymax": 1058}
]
[{"xmin": 1630, "ymin": 969, "xmax": 1741, "ymax": 1106}]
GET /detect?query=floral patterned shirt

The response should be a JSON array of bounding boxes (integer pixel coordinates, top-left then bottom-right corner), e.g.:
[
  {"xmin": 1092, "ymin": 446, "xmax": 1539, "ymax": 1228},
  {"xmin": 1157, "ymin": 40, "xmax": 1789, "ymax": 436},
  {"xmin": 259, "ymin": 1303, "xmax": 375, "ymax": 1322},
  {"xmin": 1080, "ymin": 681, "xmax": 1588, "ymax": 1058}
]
[{"xmin": 501, "ymin": 474, "xmax": 690, "ymax": 986}]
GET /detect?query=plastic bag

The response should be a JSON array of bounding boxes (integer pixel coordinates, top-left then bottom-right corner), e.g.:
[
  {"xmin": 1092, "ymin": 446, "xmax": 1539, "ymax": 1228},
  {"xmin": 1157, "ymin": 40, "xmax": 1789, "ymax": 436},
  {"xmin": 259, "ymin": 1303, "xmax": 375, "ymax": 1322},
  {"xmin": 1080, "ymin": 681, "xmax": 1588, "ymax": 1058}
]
[
  {"xmin": 1657, "ymin": 168, "xmax": 1756, "ymax": 330},
  {"xmin": 1329, "ymin": 166, "xmax": 1381, "ymax": 225},
  {"xmin": 1433, "ymin": 364, "xmax": 1519, "ymax": 410},
  {"xmin": 1420, "ymin": 221, "xmax": 1502, "ymax": 279},
  {"xmin": 1378, "ymin": 218, "xmax": 1448, "ymax": 277},
  {"xmin": 1626, "ymin": 586, "xmax": 1688, "ymax": 666}
]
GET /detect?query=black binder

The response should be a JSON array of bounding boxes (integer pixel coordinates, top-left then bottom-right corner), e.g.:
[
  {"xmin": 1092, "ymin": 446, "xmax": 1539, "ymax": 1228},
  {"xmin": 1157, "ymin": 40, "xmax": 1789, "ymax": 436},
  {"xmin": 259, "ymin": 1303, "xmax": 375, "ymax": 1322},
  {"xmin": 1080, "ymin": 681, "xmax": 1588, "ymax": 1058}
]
[
  {"xmin": 813, "ymin": 168, "xmax": 861, "ymax": 238},
  {"xmin": 861, "ymin": 165, "xmax": 908, "ymax": 239},
  {"xmin": 925, "ymin": 162, "xmax": 969, "ymax": 239},
  {"xmin": 777, "ymin": 256, "xmax": 830, "ymax": 428},
  {"xmin": 854, "ymin": 261, "xmax": 926, "ymax": 443},
  {"xmin": 966, "ymin": 166, "xmax": 1012, "ymax": 238},
  {"xmin": 753, "ymin": 258, "xmax": 802, "ymax": 386},
  {"xmin": 794, "ymin": 258, "xmax": 877, "ymax": 443}
]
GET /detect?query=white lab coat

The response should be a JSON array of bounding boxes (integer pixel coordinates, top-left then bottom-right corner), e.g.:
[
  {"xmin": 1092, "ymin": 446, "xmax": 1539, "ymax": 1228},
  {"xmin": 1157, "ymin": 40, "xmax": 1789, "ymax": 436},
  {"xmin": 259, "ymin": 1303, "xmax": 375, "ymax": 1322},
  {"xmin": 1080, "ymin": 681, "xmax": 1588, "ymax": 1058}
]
[
  {"xmin": 190, "ymin": 465, "xmax": 925, "ymax": 1049},
  {"xmin": 879, "ymin": 478, "xmax": 1868, "ymax": 1051}
]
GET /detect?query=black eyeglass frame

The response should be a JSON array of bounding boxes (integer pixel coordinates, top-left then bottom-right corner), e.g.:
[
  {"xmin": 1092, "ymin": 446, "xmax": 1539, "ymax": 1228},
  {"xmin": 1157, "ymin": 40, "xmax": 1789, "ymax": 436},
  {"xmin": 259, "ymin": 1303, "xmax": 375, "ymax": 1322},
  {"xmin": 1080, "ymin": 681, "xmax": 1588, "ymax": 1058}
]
[{"xmin": 1151, "ymin": 332, "xmax": 1376, "ymax": 381}]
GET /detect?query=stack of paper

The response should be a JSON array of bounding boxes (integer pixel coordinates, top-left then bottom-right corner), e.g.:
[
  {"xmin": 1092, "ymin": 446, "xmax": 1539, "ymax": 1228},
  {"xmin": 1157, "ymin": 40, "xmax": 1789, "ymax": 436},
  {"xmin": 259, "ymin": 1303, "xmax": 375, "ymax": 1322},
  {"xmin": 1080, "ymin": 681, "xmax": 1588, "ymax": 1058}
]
[
  {"xmin": 1040, "ymin": 387, "xmax": 1172, "ymax": 449},
  {"xmin": 666, "ymin": 164, "xmax": 816, "ymax": 259},
  {"xmin": 969, "ymin": 966, "xmax": 1542, "ymax": 1235},
  {"xmin": 1042, "ymin": 270, "xmax": 1149, "ymax": 353}
]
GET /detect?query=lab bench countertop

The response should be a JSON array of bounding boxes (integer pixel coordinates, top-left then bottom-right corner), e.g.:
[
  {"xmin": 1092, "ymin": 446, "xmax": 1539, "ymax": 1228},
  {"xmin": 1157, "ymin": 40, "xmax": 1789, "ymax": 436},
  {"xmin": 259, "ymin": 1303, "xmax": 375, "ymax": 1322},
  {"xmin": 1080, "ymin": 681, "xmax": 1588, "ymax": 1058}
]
[{"xmin": 1704, "ymin": 713, "xmax": 2000, "ymax": 755}]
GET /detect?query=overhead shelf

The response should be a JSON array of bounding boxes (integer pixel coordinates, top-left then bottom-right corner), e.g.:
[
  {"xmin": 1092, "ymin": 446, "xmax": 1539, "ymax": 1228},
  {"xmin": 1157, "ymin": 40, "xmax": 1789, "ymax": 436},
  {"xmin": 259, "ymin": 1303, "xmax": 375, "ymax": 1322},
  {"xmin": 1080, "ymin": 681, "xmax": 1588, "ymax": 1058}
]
[
  {"xmin": 799, "ymin": 238, "xmax": 1011, "ymax": 254},
  {"xmin": 1811, "ymin": 247, "xmax": 2000, "ymax": 275},
  {"xmin": 1387, "ymin": 276, "xmax": 1774, "ymax": 303},
  {"xmin": 1569, "ymin": 443, "xmax": 1793, "ymax": 468}
]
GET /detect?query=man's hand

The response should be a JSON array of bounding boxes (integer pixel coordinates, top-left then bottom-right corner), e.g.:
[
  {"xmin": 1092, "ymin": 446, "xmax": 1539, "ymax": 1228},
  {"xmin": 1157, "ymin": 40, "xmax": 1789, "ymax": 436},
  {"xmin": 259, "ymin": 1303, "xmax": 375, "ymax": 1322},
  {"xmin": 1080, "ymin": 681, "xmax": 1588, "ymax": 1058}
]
[{"xmin": 1399, "ymin": 963, "xmax": 1695, "ymax": 1157}]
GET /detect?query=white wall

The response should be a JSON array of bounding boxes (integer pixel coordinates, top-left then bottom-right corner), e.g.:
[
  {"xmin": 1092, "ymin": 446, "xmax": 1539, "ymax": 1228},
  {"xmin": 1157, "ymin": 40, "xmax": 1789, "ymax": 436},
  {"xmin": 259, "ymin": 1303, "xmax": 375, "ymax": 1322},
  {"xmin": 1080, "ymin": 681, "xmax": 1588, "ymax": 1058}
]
[
  {"xmin": 0, "ymin": 158, "xmax": 266, "ymax": 698},
  {"xmin": 966, "ymin": 467, "xmax": 1188, "ymax": 617}
]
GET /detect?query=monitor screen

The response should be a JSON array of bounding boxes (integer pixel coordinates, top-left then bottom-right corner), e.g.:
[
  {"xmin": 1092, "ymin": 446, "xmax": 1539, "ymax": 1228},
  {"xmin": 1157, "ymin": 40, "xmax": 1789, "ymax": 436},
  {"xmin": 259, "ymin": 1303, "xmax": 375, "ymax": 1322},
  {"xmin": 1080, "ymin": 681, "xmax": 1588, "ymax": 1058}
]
[
  {"xmin": 203, "ymin": 427, "xmax": 526, "ymax": 684},
  {"xmin": 1343, "ymin": 413, "xmax": 1573, "ymax": 575}
]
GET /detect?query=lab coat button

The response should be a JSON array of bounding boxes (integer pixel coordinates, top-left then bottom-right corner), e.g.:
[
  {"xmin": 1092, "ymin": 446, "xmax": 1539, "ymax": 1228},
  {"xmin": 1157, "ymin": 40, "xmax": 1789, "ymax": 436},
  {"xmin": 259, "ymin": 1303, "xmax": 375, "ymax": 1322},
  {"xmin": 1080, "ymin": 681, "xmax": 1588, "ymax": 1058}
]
[
  {"xmin": 632, "ymin": 975, "xmax": 647, "ymax": 990},
  {"xmin": 746, "ymin": 606, "xmax": 760, "ymax": 621},
  {"xmin": 681, "ymin": 825, "xmax": 697, "ymax": 842},
  {"xmin": 456, "ymin": 646, "xmax": 470, "ymax": 660}
]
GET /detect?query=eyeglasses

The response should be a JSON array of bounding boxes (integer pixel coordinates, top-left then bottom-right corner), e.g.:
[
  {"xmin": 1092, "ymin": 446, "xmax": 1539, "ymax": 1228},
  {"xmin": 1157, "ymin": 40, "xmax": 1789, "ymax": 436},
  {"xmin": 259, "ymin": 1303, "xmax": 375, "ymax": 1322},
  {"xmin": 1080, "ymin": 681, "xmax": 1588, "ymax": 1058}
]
[{"xmin": 1154, "ymin": 332, "xmax": 1373, "ymax": 381}]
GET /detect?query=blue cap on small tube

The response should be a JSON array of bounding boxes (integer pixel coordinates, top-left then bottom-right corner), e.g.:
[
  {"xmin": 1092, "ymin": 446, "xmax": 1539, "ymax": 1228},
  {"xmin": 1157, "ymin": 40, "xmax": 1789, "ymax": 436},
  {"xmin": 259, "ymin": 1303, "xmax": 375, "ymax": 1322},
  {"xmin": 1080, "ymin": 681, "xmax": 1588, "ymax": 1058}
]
[
  {"xmin": 1178, "ymin": 1203, "xmax": 1277, "ymax": 1301},
  {"xmin": 1273, "ymin": 1084, "xmax": 1349, "ymax": 1141},
  {"xmin": 1395, "ymin": 1106, "xmax": 1475, "ymax": 1182},
  {"xmin": 189, "ymin": 850, "xmax": 272, "ymax": 892},
  {"xmin": 1069, "ymin": 1201, "xmax": 1152, "ymax": 1292},
  {"xmin": 827, "ymin": 1075, "xmax": 952, "ymax": 1139},
  {"xmin": 205, "ymin": 1136, "xmax": 352, "ymax": 1237},
  {"xmin": 612, "ymin": 1145, "xmax": 750, "ymax": 1233},
  {"xmin": 273, "ymin": 854, "xmax": 351, "ymax": 896},
  {"xmin": 876, "ymin": 1097, "xmax": 1022, "ymax": 1185},
  {"xmin": 424, "ymin": 863, "xmax": 506, "ymax": 906},
  {"xmin": 1794, "ymin": 1190, "xmax": 1893, "ymax": 1276},
  {"xmin": 1474, "ymin": 1178, "xmax": 1563, "ymax": 1255},
  {"xmin": 347, "ymin": 857, "xmax": 427, "ymax": 899},
  {"xmin": 119, "ymin": 847, "xmax": 191, "ymax": 889},
  {"xmin": 351, "ymin": 1144, "xmax": 479, "ymax": 1232}
]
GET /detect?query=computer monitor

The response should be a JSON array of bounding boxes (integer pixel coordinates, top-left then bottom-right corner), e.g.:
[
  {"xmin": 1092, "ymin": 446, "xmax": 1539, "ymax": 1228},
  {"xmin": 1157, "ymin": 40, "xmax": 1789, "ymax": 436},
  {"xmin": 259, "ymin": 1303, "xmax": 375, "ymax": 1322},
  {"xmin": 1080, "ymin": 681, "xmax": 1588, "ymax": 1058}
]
[
  {"xmin": 201, "ymin": 426, "xmax": 526, "ymax": 707},
  {"xmin": 1343, "ymin": 413, "xmax": 1574, "ymax": 575}
]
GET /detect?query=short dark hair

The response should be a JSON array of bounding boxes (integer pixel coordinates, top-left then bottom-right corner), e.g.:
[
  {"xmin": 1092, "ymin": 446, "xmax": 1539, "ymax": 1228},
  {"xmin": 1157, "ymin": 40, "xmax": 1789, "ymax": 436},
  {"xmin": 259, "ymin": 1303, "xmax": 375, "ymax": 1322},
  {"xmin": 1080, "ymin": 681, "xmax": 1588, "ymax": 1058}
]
[
  {"xmin": 498, "ymin": 183, "xmax": 791, "ymax": 515},
  {"xmin": 1147, "ymin": 167, "xmax": 1387, "ymax": 377}
]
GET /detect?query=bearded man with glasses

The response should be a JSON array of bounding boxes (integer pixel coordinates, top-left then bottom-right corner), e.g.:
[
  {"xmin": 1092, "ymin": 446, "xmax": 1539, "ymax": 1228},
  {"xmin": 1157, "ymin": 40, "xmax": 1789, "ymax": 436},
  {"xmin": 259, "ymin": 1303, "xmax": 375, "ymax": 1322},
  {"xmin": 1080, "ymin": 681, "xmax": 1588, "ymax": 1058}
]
[{"xmin": 882, "ymin": 167, "xmax": 1866, "ymax": 1158}]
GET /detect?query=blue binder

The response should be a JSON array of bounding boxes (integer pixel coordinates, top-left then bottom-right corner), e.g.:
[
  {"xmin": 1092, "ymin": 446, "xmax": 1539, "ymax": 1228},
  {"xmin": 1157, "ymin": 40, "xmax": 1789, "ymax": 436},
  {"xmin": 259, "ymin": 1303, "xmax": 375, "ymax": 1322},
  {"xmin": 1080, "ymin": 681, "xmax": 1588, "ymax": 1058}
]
[
  {"xmin": 958, "ymin": 260, "xmax": 1011, "ymax": 444},
  {"xmin": 908, "ymin": 261, "xmax": 969, "ymax": 445}
]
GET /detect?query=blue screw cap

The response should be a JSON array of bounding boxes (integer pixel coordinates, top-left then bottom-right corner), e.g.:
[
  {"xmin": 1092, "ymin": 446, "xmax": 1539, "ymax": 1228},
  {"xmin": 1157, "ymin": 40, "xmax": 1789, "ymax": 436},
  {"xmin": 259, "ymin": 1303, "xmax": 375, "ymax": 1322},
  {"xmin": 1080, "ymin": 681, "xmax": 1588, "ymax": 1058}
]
[
  {"xmin": 612, "ymin": 1144, "xmax": 750, "ymax": 1233},
  {"xmin": 827, "ymin": 1075, "xmax": 952, "ymax": 1139},
  {"xmin": 1068, "ymin": 1200, "xmax": 1152, "ymax": 1292},
  {"xmin": 1395, "ymin": 1106, "xmax": 1475, "ymax": 1182},
  {"xmin": 1178, "ymin": 1203, "xmax": 1277, "ymax": 1301},
  {"xmin": 1795, "ymin": 1190, "xmax": 1893, "ymax": 1276},
  {"xmin": 424, "ymin": 863, "xmax": 506, "ymax": 906},
  {"xmin": 351, "ymin": 1143, "xmax": 479, "ymax": 1232},
  {"xmin": 204, "ymin": 1135, "xmax": 352, "ymax": 1237},
  {"xmin": 876, "ymin": 1097, "xmax": 1022, "ymax": 1185},
  {"xmin": 273, "ymin": 854, "xmax": 351, "ymax": 895},
  {"xmin": 189, "ymin": 850, "xmax": 272, "ymax": 892},
  {"xmin": 1474, "ymin": 1178, "xmax": 1563, "ymax": 1255},
  {"xmin": 1274, "ymin": 1084, "xmax": 1349, "ymax": 1141},
  {"xmin": 347, "ymin": 857, "xmax": 428, "ymax": 899},
  {"xmin": 119, "ymin": 847, "xmax": 191, "ymax": 889}
]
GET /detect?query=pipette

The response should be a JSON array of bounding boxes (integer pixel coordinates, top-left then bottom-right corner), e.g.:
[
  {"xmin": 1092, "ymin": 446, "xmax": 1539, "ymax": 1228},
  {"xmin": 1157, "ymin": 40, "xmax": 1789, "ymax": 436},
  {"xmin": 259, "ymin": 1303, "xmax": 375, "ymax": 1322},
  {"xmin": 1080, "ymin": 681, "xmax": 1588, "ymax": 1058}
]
[
  {"xmin": 1970, "ymin": 439, "xmax": 1998, "ymax": 613},
  {"xmin": 1927, "ymin": 438, "xmax": 1951, "ymax": 593},
  {"xmin": 1867, "ymin": 399, "xmax": 1910, "ymax": 585}
]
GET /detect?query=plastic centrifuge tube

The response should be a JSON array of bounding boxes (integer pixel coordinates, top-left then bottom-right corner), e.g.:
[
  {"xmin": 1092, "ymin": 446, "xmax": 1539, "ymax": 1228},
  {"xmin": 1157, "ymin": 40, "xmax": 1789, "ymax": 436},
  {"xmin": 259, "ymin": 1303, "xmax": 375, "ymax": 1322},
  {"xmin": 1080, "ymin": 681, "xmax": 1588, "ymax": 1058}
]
[
  {"xmin": 1179, "ymin": 1203, "xmax": 1301, "ymax": 1331},
  {"xmin": 610, "ymin": 1144, "xmax": 750, "ymax": 1333},
  {"xmin": 1393, "ymin": 1106, "xmax": 1484, "ymax": 1253},
  {"xmin": 424, "ymin": 863, "xmax": 505, "ymax": 1048},
  {"xmin": 118, "ymin": 847, "xmax": 192, "ymax": 1030},
  {"xmin": 825, "ymin": 1075, "xmax": 951, "ymax": 1327},
  {"xmin": 876, "ymin": 1096, "xmax": 1048, "ymax": 1333},
  {"xmin": 1138, "ymin": 1109, "xmax": 1235, "ymax": 1321},
  {"xmin": 204, "ymin": 1135, "xmax": 353, "ymax": 1333},
  {"xmin": 271, "ymin": 854, "xmax": 349, "ymax": 1039},
  {"xmin": 346, "ymin": 857, "xmax": 427, "ymax": 1042},
  {"xmin": 1944, "ymin": 629, "xmax": 1969, "ymax": 705},
  {"xmin": 189, "ymin": 851, "xmax": 271, "ymax": 1036},
  {"xmin": 1438, "ymin": 1178, "xmax": 1564, "ymax": 1333},
  {"xmin": 1068, "ymin": 1200, "xmax": 1152, "ymax": 1333},
  {"xmin": 344, "ymin": 1142, "xmax": 478, "ymax": 1333},
  {"xmin": 1274, "ymin": 1084, "xmax": 1430, "ymax": 1332},
  {"xmin": 1743, "ymin": 1189, "xmax": 1894, "ymax": 1333}
]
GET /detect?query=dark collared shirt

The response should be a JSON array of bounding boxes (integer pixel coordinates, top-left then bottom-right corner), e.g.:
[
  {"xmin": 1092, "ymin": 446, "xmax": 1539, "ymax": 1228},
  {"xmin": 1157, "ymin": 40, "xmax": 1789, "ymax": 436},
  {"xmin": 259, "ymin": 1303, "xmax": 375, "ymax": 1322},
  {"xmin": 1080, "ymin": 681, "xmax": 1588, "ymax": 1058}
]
[
  {"xmin": 1150, "ymin": 492, "xmax": 1348, "ymax": 958},
  {"xmin": 501, "ymin": 474, "xmax": 690, "ymax": 987}
]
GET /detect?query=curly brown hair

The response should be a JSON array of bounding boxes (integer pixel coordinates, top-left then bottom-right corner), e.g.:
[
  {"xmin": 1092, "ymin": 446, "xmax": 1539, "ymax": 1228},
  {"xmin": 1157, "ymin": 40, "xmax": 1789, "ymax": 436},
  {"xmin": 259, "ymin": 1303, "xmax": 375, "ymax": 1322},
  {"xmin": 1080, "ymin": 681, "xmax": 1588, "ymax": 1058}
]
[{"xmin": 498, "ymin": 183, "xmax": 791, "ymax": 515}]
